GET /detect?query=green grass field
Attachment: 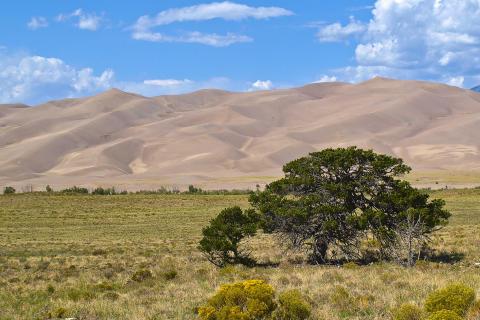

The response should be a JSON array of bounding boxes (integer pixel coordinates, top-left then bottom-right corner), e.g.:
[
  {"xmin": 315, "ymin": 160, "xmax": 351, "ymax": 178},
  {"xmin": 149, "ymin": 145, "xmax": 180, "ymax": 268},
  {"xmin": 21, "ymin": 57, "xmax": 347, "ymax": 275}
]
[{"xmin": 0, "ymin": 190, "xmax": 479, "ymax": 319}]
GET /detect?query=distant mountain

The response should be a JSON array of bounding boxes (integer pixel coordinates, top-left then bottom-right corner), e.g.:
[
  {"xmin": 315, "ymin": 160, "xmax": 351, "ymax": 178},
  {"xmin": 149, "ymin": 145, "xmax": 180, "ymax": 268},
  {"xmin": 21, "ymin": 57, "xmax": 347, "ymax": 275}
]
[
  {"xmin": 1, "ymin": 77, "xmax": 480, "ymax": 190},
  {"xmin": 472, "ymin": 85, "xmax": 480, "ymax": 92}
]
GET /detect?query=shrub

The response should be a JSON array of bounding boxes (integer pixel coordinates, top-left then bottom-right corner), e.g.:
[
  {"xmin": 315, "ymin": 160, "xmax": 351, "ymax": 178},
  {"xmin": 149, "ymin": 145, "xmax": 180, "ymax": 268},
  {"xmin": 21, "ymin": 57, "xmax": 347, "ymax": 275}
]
[
  {"xmin": 393, "ymin": 303, "xmax": 424, "ymax": 320},
  {"xmin": 198, "ymin": 206, "xmax": 260, "ymax": 267},
  {"xmin": 424, "ymin": 284, "xmax": 476, "ymax": 316},
  {"xmin": 162, "ymin": 270, "xmax": 177, "ymax": 280},
  {"xmin": 92, "ymin": 248, "xmax": 107, "ymax": 256},
  {"xmin": 131, "ymin": 269, "xmax": 153, "ymax": 282},
  {"xmin": 426, "ymin": 310, "xmax": 463, "ymax": 320},
  {"xmin": 45, "ymin": 185, "xmax": 53, "ymax": 193},
  {"xmin": 3, "ymin": 186, "xmax": 15, "ymax": 194},
  {"xmin": 273, "ymin": 290, "xmax": 311, "ymax": 320},
  {"xmin": 61, "ymin": 186, "xmax": 89, "ymax": 194},
  {"xmin": 198, "ymin": 279, "xmax": 276, "ymax": 320},
  {"xmin": 92, "ymin": 187, "xmax": 117, "ymax": 195}
]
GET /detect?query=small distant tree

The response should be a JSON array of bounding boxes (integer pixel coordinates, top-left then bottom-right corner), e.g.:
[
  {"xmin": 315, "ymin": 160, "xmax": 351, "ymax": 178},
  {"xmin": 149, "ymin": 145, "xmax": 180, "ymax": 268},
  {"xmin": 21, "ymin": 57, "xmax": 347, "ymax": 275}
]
[
  {"xmin": 198, "ymin": 206, "xmax": 260, "ymax": 267},
  {"xmin": 3, "ymin": 186, "xmax": 16, "ymax": 195},
  {"xmin": 45, "ymin": 185, "xmax": 53, "ymax": 193},
  {"xmin": 187, "ymin": 185, "xmax": 203, "ymax": 194},
  {"xmin": 250, "ymin": 147, "xmax": 450, "ymax": 264}
]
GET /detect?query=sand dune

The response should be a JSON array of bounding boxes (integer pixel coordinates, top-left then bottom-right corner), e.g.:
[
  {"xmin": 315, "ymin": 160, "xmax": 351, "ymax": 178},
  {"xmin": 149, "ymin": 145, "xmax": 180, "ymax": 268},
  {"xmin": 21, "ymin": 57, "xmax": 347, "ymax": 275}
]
[{"xmin": 1, "ymin": 77, "xmax": 480, "ymax": 190}]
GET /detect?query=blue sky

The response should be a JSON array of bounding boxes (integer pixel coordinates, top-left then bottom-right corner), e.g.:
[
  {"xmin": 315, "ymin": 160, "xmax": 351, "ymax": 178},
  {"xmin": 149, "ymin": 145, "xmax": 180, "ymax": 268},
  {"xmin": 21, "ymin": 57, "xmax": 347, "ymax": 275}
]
[{"xmin": 1, "ymin": 0, "xmax": 479, "ymax": 104}]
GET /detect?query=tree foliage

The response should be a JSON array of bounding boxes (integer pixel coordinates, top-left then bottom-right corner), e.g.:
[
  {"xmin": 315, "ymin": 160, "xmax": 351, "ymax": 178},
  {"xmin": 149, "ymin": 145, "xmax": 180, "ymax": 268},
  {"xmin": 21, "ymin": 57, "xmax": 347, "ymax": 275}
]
[
  {"xmin": 198, "ymin": 206, "xmax": 260, "ymax": 267},
  {"xmin": 3, "ymin": 186, "xmax": 16, "ymax": 194},
  {"xmin": 250, "ymin": 147, "xmax": 450, "ymax": 264}
]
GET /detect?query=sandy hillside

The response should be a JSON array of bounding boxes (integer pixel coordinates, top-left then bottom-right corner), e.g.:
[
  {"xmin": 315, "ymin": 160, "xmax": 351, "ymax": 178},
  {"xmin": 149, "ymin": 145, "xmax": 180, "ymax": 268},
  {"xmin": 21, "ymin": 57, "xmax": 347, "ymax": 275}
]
[{"xmin": 1, "ymin": 77, "xmax": 480, "ymax": 190}]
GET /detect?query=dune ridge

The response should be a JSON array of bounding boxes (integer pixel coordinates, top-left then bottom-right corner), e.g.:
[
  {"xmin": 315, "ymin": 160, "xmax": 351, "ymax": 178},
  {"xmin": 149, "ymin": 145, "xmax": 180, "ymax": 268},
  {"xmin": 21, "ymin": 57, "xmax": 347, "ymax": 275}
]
[{"xmin": 1, "ymin": 77, "xmax": 480, "ymax": 190}]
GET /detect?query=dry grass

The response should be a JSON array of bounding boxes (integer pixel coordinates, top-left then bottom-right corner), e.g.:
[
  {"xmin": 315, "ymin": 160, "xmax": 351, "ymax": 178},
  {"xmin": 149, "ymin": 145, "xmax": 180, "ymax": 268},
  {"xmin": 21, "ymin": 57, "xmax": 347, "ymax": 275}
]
[{"xmin": 0, "ymin": 190, "xmax": 479, "ymax": 319}]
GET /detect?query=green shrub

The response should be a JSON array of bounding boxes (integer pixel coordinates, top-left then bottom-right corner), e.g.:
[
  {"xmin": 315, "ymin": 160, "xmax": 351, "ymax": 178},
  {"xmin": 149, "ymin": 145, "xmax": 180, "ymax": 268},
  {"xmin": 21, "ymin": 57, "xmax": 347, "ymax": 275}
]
[
  {"xmin": 61, "ymin": 186, "xmax": 89, "ymax": 194},
  {"xmin": 162, "ymin": 270, "xmax": 177, "ymax": 280},
  {"xmin": 393, "ymin": 303, "xmax": 424, "ymax": 320},
  {"xmin": 273, "ymin": 290, "xmax": 311, "ymax": 320},
  {"xmin": 198, "ymin": 279, "xmax": 276, "ymax": 320},
  {"xmin": 131, "ymin": 269, "xmax": 153, "ymax": 282},
  {"xmin": 92, "ymin": 187, "xmax": 117, "ymax": 195},
  {"xmin": 198, "ymin": 206, "xmax": 260, "ymax": 267},
  {"xmin": 3, "ymin": 186, "xmax": 15, "ymax": 194},
  {"xmin": 424, "ymin": 284, "xmax": 476, "ymax": 316},
  {"xmin": 426, "ymin": 310, "xmax": 463, "ymax": 320}
]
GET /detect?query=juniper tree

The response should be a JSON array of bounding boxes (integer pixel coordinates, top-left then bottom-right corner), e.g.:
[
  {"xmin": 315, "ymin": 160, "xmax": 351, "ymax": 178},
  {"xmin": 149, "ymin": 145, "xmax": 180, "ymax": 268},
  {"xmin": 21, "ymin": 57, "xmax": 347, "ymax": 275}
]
[{"xmin": 249, "ymin": 147, "xmax": 450, "ymax": 264}]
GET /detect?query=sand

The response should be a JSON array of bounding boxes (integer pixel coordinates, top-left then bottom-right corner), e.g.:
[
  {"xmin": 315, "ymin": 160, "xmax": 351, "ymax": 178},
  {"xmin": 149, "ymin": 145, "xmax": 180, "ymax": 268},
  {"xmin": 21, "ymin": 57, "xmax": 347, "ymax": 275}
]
[{"xmin": 1, "ymin": 77, "xmax": 480, "ymax": 190}]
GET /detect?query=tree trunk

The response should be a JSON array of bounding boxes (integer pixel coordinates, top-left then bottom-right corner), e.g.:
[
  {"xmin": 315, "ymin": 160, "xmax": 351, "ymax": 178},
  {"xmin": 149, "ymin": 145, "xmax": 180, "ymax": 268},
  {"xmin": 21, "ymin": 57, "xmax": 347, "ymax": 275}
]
[{"xmin": 310, "ymin": 237, "xmax": 329, "ymax": 264}]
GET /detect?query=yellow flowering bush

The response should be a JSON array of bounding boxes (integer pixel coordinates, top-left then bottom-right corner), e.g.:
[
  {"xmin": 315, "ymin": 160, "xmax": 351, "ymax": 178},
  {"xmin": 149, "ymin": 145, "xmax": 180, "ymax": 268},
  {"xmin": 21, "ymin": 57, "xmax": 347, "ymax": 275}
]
[{"xmin": 198, "ymin": 280, "xmax": 276, "ymax": 320}]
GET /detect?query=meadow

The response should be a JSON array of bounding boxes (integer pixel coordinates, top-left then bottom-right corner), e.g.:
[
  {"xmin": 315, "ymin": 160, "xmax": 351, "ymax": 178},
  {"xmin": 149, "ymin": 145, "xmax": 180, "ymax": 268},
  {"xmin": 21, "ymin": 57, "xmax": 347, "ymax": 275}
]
[{"xmin": 0, "ymin": 189, "xmax": 479, "ymax": 319}]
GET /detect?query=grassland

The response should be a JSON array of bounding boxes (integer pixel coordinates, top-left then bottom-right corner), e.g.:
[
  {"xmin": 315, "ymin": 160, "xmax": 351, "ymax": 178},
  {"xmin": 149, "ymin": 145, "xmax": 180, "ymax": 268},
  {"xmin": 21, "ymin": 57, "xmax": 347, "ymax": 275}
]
[{"xmin": 0, "ymin": 190, "xmax": 479, "ymax": 319}]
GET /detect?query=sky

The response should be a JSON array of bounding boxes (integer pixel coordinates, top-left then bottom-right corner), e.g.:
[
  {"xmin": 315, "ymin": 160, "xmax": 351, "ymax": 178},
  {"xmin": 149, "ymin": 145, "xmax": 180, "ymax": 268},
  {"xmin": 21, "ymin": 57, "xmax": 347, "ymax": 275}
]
[{"xmin": 1, "ymin": 0, "xmax": 480, "ymax": 104}]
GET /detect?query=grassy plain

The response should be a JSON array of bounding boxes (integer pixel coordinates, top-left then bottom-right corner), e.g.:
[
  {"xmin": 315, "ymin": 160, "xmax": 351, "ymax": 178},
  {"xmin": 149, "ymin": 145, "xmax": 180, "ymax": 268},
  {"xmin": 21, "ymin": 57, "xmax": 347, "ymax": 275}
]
[{"xmin": 0, "ymin": 190, "xmax": 479, "ymax": 319}]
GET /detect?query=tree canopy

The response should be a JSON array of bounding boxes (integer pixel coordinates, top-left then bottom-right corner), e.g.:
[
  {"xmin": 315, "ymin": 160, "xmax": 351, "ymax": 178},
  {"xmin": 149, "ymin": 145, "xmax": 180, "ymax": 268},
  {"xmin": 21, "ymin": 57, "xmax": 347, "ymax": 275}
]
[{"xmin": 250, "ymin": 147, "xmax": 450, "ymax": 264}]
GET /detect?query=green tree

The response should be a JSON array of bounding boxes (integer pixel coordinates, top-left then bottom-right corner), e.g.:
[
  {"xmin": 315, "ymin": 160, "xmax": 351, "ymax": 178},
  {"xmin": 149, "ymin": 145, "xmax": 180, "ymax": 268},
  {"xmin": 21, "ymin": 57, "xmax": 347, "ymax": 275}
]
[
  {"xmin": 250, "ymin": 147, "xmax": 450, "ymax": 264},
  {"xmin": 3, "ymin": 186, "xmax": 16, "ymax": 194},
  {"xmin": 198, "ymin": 206, "xmax": 260, "ymax": 267}
]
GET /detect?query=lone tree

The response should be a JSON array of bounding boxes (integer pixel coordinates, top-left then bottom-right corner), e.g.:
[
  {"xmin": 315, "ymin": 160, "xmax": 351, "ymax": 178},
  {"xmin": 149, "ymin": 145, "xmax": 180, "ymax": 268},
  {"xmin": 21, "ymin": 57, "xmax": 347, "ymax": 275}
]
[
  {"xmin": 198, "ymin": 206, "xmax": 260, "ymax": 267},
  {"xmin": 249, "ymin": 147, "xmax": 450, "ymax": 264}
]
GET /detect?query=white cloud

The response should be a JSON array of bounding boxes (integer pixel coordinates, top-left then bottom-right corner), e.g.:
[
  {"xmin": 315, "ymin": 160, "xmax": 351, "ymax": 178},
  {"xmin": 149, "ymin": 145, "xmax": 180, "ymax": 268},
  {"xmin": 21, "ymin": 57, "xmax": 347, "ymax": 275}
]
[
  {"xmin": 317, "ymin": 17, "xmax": 366, "ymax": 42},
  {"xmin": 321, "ymin": 0, "xmax": 480, "ymax": 88},
  {"xmin": 0, "ymin": 51, "xmax": 113, "ymax": 104},
  {"xmin": 250, "ymin": 80, "xmax": 273, "ymax": 91},
  {"xmin": 313, "ymin": 75, "xmax": 338, "ymax": 83},
  {"xmin": 133, "ymin": 31, "xmax": 252, "ymax": 47},
  {"xmin": 27, "ymin": 17, "xmax": 48, "ymax": 30},
  {"xmin": 57, "ymin": 9, "xmax": 102, "ymax": 31},
  {"xmin": 446, "ymin": 76, "xmax": 464, "ymax": 87},
  {"xmin": 131, "ymin": 1, "xmax": 292, "ymax": 46},
  {"xmin": 143, "ymin": 79, "xmax": 193, "ymax": 87},
  {"xmin": 119, "ymin": 77, "xmax": 232, "ymax": 97}
]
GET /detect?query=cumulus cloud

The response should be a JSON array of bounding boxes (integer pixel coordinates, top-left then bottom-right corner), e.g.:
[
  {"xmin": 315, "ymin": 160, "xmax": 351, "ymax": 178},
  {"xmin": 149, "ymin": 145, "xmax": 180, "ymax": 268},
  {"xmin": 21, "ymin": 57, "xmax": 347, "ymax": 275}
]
[
  {"xmin": 317, "ymin": 17, "xmax": 366, "ymax": 42},
  {"xmin": 57, "ymin": 9, "xmax": 102, "ymax": 31},
  {"xmin": 27, "ymin": 17, "xmax": 48, "ymax": 30},
  {"xmin": 0, "ymin": 51, "xmax": 114, "ymax": 104},
  {"xmin": 320, "ymin": 0, "xmax": 480, "ymax": 88},
  {"xmin": 0, "ymin": 48, "xmax": 237, "ymax": 103},
  {"xmin": 131, "ymin": 1, "xmax": 292, "ymax": 46},
  {"xmin": 249, "ymin": 80, "xmax": 273, "ymax": 91}
]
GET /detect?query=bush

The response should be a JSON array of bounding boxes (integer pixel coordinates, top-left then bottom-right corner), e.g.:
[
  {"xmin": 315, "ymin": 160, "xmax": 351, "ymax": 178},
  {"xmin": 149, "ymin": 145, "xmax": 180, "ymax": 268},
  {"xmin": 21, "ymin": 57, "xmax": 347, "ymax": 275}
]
[
  {"xmin": 273, "ymin": 290, "xmax": 311, "ymax": 320},
  {"xmin": 424, "ymin": 284, "xmax": 476, "ymax": 316},
  {"xmin": 393, "ymin": 303, "xmax": 424, "ymax": 320},
  {"xmin": 198, "ymin": 206, "xmax": 260, "ymax": 267},
  {"xmin": 198, "ymin": 279, "xmax": 276, "ymax": 320},
  {"xmin": 426, "ymin": 310, "xmax": 463, "ymax": 320},
  {"xmin": 92, "ymin": 187, "xmax": 117, "ymax": 195},
  {"xmin": 162, "ymin": 270, "xmax": 177, "ymax": 280},
  {"xmin": 3, "ymin": 186, "xmax": 15, "ymax": 194},
  {"xmin": 61, "ymin": 186, "xmax": 89, "ymax": 194},
  {"xmin": 131, "ymin": 269, "xmax": 153, "ymax": 282},
  {"xmin": 45, "ymin": 185, "xmax": 53, "ymax": 193}
]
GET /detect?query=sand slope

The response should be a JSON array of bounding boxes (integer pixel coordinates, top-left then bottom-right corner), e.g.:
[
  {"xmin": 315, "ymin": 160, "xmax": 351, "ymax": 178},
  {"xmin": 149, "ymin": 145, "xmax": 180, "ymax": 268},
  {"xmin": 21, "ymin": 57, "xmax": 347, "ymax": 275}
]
[{"xmin": 1, "ymin": 77, "xmax": 480, "ymax": 190}]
